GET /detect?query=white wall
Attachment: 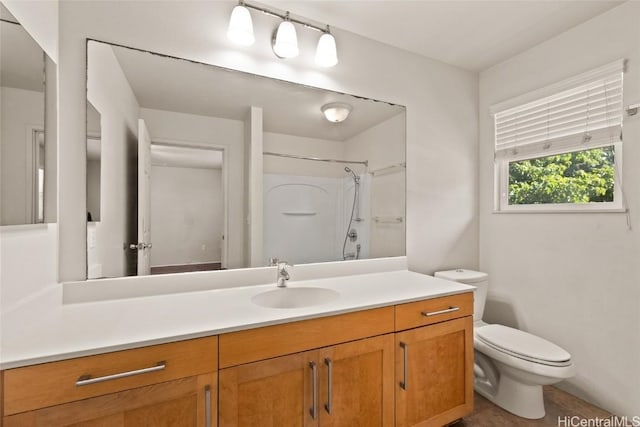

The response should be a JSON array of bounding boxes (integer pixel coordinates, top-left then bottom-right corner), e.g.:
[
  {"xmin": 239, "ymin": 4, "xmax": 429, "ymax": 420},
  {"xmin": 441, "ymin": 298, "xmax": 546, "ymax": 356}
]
[
  {"xmin": 1, "ymin": 0, "xmax": 58, "ymax": 63},
  {"xmin": 243, "ymin": 107, "xmax": 263, "ymax": 268},
  {"xmin": 263, "ymin": 132, "xmax": 345, "ymax": 178},
  {"xmin": 479, "ymin": 2, "xmax": 640, "ymax": 417},
  {"xmin": 139, "ymin": 107, "xmax": 245, "ymax": 268},
  {"xmin": 44, "ymin": 56, "xmax": 57, "ymax": 223},
  {"xmin": 150, "ymin": 165, "xmax": 223, "ymax": 267},
  {"xmin": 87, "ymin": 42, "xmax": 140, "ymax": 278},
  {"xmin": 345, "ymin": 113, "xmax": 406, "ymax": 172},
  {"xmin": 56, "ymin": 1, "xmax": 478, "ymax": 281},
  {"xmin": 0, "ymin": 224, "xmax": 57, "ymax": 312},
  {"xmin": 0, "ymin": 87, "xmax": 44, "ymax": 225},
  {"xmin": 345, "ymin": 113, "xmax": 406, "ymax": 258},
  {"xmin": 0, "ymin": 2, "xmax": 59, "ymax": 310}
]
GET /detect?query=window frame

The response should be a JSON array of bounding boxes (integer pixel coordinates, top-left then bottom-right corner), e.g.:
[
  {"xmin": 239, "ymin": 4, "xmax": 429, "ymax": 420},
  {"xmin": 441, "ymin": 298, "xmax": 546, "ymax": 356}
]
[
  {"xmin": 494, "ymin": 142, "xmax": 624, "ymax": 213},
  {"xmin": 491, "ymin": 60, "xmax": 626, "ymax": 214}
]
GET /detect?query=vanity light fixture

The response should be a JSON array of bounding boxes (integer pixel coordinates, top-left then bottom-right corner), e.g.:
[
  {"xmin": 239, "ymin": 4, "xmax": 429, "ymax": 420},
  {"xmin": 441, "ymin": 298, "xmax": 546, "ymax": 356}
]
[
  {"xmin": 321, "ymin": 102, "xmax": 352, "ymax": 123},
  {"xmin": 315, "ymin": 26, "xmax": 338, "ymax": 67},
  {"xmin": 226, "ymin": 1, "xmax": 338, "ymax": 67},
  {"xmin": 272, "ymin": 13, "xmax": 299, "ymax": 59},
  {"xmin": 227, "ymin": 1, "xmax": 255, "ymax": 46}
]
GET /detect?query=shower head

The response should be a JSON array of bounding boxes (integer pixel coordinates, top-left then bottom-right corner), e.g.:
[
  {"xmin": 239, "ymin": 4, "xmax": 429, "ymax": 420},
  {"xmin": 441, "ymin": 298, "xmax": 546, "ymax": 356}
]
[{"xmin": 344, "ymin": 166, "xmax": 359, "ymax": 183}]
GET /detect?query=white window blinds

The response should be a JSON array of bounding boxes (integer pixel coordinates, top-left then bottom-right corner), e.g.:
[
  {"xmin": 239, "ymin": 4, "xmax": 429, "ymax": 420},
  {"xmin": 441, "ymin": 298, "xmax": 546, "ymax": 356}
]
[{"xmin": 493, "ymin": 60, "xmax": 624, "ymax": 160}]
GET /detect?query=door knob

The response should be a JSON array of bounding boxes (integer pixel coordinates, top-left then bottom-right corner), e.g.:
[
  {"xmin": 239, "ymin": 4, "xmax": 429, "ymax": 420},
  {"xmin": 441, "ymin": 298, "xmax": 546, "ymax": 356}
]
[{"xmin": 129, "ymin": 243, "xmax": 152, "ymax": 250}]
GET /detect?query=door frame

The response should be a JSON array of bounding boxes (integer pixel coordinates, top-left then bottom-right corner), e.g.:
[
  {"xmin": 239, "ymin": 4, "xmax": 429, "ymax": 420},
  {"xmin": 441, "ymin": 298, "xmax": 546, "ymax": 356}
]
[
  {"xmin": 150, "ymin": 138, "xmax": 230, "ymax": 269},
  {"xmin": 26, "ymin": 126, "xmax": 45, "ymax": 223}
]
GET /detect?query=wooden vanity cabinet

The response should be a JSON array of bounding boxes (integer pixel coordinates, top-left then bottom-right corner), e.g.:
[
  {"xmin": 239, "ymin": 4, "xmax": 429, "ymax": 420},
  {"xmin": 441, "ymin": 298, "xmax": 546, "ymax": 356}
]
[
  {"xmin": 218, "ymin": 308, "xmax": 396, "ymax": 427},
  {"xmin": 219, "ymin": 350, "xmax": 318, "ymax": 427},
  {"xmin": 1, "ymin": 336, "xmax": 218, "ymax": 427},
  {"xmin": 1, "ymin": 292, "xmax": 475, "ymax": 427},
  {"xmin": 219, "ymin": 335, "xmax": 395, "ymax": 427},
  {"xmin": 395, "ymin": 293, "xmax": 475, "ymax": 427},
  {"xmin": 317, "ymin": 334, "xmax": 395, "ymax": 427}
]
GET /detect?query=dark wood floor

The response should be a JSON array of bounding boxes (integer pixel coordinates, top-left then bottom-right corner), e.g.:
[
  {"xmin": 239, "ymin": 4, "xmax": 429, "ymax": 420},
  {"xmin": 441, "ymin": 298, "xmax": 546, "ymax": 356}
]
[
  {"xmin": 452, "ymin": 386, "xmax": 626, "ymax": 426},
  {"xmin": 150, "ymin": 262, "xmax": 222, "ymax": 275}
]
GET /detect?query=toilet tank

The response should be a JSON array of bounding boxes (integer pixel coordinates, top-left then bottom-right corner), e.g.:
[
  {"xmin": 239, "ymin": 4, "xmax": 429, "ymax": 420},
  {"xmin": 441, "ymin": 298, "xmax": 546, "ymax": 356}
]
[{"xmin": 434, "ymin": 269, "xmax": 488, "ymax": 322}]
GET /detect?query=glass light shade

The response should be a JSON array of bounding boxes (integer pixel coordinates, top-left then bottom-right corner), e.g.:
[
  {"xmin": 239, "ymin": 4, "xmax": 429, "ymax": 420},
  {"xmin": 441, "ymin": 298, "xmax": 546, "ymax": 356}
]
[
  {"xmin": 315, "ymin": 33, "xmax": 338, "ymax": 67},
  {"xmin": 321, "ymin": 102, "xmax": 352, "ymax": 123},
  {"xmin": 227, "ymin": 5, "xmax": 254, "ymax": 46},
  {"xmin": 272, "ymin": 21, "xmax": 299, "ymax": 58}
]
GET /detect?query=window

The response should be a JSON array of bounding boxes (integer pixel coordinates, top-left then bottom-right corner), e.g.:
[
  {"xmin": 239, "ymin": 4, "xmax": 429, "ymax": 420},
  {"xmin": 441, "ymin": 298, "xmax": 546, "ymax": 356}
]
[{"xmin": 492, "ymin": 60, "xmax": 624, "ymax": 212}]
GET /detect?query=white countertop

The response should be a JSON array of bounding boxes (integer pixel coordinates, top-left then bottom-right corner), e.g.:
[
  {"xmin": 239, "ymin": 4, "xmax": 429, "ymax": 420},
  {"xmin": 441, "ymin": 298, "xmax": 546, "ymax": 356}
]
[{"xmin": 0, "ymin": 270, "xmax": 473, "ymax": 370}]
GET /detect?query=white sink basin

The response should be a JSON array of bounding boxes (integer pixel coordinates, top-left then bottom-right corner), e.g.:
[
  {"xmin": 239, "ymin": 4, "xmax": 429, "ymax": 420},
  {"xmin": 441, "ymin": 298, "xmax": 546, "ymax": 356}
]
[{"xmin": 251, "ymin": 287, "xmax": 340, "ymax": 309}]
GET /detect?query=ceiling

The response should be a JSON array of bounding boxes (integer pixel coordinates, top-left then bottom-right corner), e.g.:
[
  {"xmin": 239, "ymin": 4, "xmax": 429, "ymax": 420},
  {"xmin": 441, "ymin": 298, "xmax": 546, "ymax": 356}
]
[
  {"xmin": 108, "ymin": 43, "xmax": 404, "ymax": 141},
  {"xmin": 0, "ymin": 16, "xmax": 44, "ymax": 92},
  {"xmin": 263, "ymin": 0, "xmax": 623, "ymax": 71},
  {"xmin": 0, "ymin": 3, "xmax": 16, "ymax": 21}
]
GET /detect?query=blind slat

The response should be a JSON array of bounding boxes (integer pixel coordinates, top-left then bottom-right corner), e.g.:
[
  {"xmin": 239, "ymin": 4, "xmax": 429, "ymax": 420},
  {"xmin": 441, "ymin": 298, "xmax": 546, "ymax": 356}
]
[
  {"xmin": 494, "ymin": 70, "xmax": 623, "ymax": 152},
  {"xmin": 495, "ymin": 81, "xmax": 621, "ymax": 125},
  {"xmin": 495, "ymin": 87, "xmax": 622, "ymax": 129},
  {"xmin": 497, "ymin": 109, "xmax": 622, "ymax": 144},
  {"xmin": 495, "ymin": 125, "xmax": 621, "ymax": 162},
  {"xmin": 496, "ymin": 101, "xmax": 622, "ymax": 139},
  {"xmin": 497, "ymin": 119, "xmax": 621, "ymax": 148}
]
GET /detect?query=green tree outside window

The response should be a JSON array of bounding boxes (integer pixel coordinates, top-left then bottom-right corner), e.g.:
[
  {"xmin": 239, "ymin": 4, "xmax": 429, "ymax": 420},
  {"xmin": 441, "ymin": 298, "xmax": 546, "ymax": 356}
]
[{"xmin": 508, "ymin": 146, "xmax": 615, "ymax": 205}]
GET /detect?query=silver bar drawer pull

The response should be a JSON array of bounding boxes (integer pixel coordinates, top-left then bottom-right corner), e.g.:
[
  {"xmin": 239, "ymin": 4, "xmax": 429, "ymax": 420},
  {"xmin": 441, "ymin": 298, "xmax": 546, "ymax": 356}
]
[
  {"xmin": 324, "ymin": 358, "xmax": 333, "ymax": 414},
  {"xmin": 76, "ymin": 361, "xmax": 166, "ymax": 386},
  {"xmin": 400, "ymin": 342, "xmax": 408, "ymax": 390},
  {"xmin": 421, "ymin": 306, "xmax": 460, "ymax": 317},
  {"xmin": 309, "ymin": 361, "xmax": 318, "ymax": 420},
  {"xmin": 205, "ymin": 385, "xmax": 212, "ymax": 427}
]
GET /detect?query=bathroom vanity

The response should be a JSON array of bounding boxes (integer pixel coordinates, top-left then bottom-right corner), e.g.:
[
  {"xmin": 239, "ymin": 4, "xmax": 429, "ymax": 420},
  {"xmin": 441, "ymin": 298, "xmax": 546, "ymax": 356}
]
[{"xmin": 0, "ymin": 270, "xmax": 473, "ymax": 427}]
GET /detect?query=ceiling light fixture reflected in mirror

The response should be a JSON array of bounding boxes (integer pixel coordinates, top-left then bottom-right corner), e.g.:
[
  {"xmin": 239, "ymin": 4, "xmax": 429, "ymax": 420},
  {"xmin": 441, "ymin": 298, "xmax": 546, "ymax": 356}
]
[{"xmin": 321, "ymin": 102, "xmax": 352, "ymax": 123}]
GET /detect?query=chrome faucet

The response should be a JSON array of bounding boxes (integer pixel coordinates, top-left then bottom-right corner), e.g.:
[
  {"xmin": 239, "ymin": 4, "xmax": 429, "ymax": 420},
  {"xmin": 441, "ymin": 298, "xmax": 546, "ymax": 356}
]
[{"xmin": 276, "ymin": 261, "xmax": 292, "ymax": 287}]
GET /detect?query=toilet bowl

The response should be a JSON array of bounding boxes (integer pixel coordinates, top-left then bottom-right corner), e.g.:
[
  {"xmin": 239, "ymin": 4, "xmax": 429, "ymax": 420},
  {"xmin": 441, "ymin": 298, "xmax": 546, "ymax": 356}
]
[{"xmin": 434, "ymin": 269, "xmax": 575, "ymax": 419}]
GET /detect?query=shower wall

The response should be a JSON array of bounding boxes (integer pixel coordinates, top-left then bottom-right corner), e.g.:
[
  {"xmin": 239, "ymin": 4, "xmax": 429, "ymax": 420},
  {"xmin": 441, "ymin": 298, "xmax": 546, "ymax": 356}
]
[
  {"xmin": 261, "ymin": 120, "xmax": 404, "ymax": 266},
  {"xmin": 263, "ymin": 173, "xmax": 369, "ymax": 266},
  {"xmin": 340, "ymin": 174, "xmax": 370, "ymax": 260},
  {"xmin": 345, "ymin": 113, "xmax": 406, "ymax": 258}
]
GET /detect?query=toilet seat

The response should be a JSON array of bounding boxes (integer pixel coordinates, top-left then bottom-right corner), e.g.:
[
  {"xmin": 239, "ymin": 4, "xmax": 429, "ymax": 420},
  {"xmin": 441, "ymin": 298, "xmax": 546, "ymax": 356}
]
[{"xmin": 476, "ymin": 325, "xmax": 571, "ymax": 367}]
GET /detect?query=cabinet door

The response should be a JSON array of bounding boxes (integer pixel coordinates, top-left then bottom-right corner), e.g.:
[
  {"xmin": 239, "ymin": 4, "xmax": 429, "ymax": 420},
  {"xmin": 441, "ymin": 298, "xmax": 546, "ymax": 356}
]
[
  {"xmin": 219, "ymin": 351, "xmax": 319, "ymax": 427},
  {"xmin": 395, "ymin": 316, "xmax": 474, "ymax": 427},
  {"xmin": 3, "ymin": 373, "xmax": 216, "ymax": 427},
  {"xmin": 318, "ymin": 334, "xmax": 394, "ymax": 427}
]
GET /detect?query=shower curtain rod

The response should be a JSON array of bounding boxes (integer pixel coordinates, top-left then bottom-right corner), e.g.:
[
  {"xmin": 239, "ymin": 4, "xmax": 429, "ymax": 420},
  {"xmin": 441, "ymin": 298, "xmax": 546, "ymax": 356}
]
[{"xmin": 263, "ymin": 151, "xmax": 368, "ymax": 167}]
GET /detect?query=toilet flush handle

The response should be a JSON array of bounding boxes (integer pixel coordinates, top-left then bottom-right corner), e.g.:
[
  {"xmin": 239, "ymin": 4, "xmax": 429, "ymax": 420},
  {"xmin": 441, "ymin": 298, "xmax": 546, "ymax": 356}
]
[{"xmin": 422, "ymin": 306, "xmax": 460, "ymax": 317}]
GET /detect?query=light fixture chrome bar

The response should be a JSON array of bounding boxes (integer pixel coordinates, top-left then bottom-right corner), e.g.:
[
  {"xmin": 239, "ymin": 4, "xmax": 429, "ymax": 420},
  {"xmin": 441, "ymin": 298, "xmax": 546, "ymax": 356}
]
[
  {"xmin": 263, "ymin": 151, "xmax": 368, "ymax": 167},
  {"xmin": 242, "ymin": 1, "xmax": 328, "ymax": 33}
]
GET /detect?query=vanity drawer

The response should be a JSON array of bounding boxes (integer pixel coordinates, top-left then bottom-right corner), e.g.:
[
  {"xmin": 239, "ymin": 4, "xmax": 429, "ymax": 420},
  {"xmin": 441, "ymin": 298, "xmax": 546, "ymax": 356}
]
[
  {"xmin": 219, "ymin": 306, "xmax": 394, "ymax": 368},
  {"xmin": 2, "ymin": 336, "xmax": 218, "ymax": 416},
  {"xmin": 395, "ymin": 292, "xmax": 473, "ymax": 331}
]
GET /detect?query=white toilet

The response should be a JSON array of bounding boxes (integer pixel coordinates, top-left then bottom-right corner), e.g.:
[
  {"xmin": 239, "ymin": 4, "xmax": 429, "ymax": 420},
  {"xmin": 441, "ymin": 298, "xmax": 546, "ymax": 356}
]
[{"xmin": 434, "ymin": 269, "xmax": 575, "ymax": 419}]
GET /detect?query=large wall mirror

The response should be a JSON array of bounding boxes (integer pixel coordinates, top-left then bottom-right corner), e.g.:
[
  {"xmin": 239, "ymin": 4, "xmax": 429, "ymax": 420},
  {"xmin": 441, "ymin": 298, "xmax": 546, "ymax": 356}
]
[
  {"xmin": 86, "ymin": 40, "xmax": 406, "ymax": 280},
  {"xmin": 0, "ymin": 4, "xmax": 56, "ymax": 226}
]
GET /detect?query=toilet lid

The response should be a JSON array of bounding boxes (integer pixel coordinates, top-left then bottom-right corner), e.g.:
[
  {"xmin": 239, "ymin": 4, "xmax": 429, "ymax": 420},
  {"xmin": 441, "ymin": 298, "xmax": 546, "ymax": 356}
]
[{"xmin": 476, "ymin": 325, "xmax": 571, "ymax": 365}]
